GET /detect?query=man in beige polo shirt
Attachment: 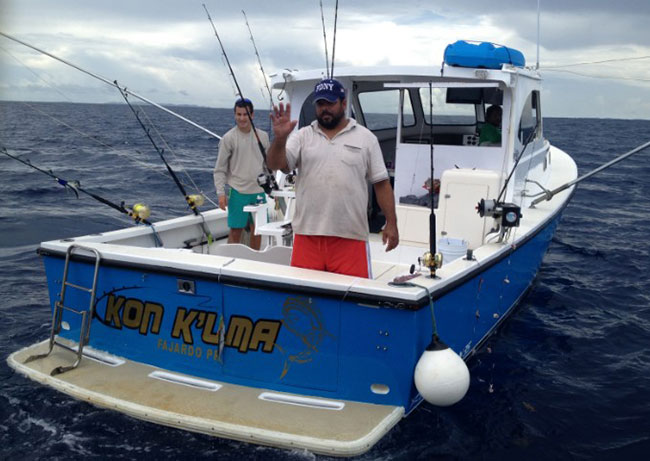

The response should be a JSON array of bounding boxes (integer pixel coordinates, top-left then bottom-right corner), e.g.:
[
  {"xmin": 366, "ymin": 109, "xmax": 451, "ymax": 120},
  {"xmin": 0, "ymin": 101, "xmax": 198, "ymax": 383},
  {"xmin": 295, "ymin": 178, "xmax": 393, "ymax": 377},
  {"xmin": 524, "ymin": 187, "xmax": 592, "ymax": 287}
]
[{"xmin": 267, "ymin": 78, "xmax": 398, "ymax": 278}]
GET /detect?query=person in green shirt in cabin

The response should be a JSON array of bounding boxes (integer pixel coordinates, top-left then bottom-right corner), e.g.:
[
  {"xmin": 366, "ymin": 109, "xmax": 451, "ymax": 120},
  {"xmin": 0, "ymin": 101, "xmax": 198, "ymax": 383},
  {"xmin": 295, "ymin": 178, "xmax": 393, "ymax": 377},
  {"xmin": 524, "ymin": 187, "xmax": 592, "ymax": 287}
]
[{"xmin": 479, "ymin": 105, "xmax": 502, "ymax": 146}]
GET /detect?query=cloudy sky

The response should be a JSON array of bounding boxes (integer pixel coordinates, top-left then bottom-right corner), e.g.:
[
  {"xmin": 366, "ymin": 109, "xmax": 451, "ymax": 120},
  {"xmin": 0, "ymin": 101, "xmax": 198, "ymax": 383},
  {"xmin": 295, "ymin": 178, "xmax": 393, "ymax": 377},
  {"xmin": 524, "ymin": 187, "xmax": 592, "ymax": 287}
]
[{"xmin": 1, "ymin": 0, "xmax": 649, "ymax": 119}]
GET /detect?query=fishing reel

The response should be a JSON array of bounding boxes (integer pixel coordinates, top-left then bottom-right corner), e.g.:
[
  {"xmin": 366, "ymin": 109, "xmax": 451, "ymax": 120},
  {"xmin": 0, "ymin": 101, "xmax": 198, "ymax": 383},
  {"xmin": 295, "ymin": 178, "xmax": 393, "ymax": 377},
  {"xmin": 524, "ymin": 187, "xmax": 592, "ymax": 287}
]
[
  {"xmin": 187, "ymin": 194, "xmax": 205, "ymax": 208},
  {"xmin": 285, "ymin": 170, "xmax": 297, "ymax": 186},
  {"xmin": 476, "ymin": 199, "xmax": 522, "ymax": 240},
  {"xmin": 130, "ymin": 203, "xmax": 151, "ymax": 221},
  {"xmin": 257, "ymin": 173, "xmax": 275, "ymax": 195},
  {"xmin": 417, "ymin": 251, "xmax": 443, "ymax": 278}
]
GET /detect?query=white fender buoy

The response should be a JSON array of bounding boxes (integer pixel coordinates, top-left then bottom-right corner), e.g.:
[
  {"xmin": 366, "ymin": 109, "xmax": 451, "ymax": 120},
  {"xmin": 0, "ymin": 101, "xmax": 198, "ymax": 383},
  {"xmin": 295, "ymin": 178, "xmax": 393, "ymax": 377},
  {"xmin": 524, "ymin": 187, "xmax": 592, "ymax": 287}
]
[{"xmin": 414, "ymin": 335, "xmax": 470, "ymax": 406}]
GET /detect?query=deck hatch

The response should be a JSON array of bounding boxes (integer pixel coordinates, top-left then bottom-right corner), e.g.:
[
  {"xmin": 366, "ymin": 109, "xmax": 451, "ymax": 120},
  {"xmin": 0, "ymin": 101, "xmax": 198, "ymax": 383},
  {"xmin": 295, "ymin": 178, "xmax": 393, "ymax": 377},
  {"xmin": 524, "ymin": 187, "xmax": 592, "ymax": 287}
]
[
  {"xmin": 258, "ymin": 392, "xmax": 345, "ymax": 410},
  {"xmin": 148, "ymin": 371, "xmax": 222, "ymax": 391},
  {"xmin": 73, "ymin": 346, "xmax": 125, "ymax": 367}
]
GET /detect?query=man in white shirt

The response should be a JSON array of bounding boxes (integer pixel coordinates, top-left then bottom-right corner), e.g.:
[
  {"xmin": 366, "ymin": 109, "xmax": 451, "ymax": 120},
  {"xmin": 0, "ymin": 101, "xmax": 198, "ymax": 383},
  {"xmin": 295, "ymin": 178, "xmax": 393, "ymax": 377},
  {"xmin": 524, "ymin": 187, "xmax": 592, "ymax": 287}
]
[
  {"xmin": 213, "ymin": 98, "xmax": 270, "ymax": 250},
  {"xmin": 267, "ymin": 79, "xmax": 398, "ymax": 278}
]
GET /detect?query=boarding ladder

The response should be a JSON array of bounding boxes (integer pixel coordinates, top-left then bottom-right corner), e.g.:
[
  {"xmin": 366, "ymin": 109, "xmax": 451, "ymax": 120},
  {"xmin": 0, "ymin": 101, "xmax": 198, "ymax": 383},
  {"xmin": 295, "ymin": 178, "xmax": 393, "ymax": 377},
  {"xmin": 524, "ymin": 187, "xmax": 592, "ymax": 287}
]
[{"xmin": 25, "ymin": 244, "xmax": 102, "ymax": 376}]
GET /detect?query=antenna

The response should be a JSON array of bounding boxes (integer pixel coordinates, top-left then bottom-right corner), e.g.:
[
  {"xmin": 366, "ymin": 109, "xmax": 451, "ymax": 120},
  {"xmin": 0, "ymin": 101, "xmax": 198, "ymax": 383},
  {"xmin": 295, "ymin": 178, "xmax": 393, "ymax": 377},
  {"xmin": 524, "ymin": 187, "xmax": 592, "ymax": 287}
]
[{"xmin": 536, "ymin": 0, "xmax": 540, "ymax": 69}]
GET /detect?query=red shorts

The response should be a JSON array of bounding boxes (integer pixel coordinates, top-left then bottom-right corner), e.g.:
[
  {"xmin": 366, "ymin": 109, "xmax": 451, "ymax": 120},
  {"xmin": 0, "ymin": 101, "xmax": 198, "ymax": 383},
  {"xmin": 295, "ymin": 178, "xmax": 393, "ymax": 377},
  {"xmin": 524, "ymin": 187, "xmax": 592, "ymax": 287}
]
[{"xmin": 291, "ymin": 234, "xmax": 371, "ymax": 278}]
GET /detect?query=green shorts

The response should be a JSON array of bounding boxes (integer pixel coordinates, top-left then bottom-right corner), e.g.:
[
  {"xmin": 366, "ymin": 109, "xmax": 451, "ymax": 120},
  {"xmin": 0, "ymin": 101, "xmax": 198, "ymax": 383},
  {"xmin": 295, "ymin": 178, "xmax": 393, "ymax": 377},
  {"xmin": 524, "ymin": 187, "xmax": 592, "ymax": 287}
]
[{"xmin": 227, "ymin": 188, "xmax": 266, "ymax": 229}]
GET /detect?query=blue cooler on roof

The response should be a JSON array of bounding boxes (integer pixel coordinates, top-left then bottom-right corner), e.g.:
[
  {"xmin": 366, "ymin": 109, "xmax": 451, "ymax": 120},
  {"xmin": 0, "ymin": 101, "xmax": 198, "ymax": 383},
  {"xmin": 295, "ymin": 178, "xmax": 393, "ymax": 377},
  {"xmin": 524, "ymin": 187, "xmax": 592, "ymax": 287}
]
[{"xmin": 444, "ymin": 41, "xmax": 525, "ymax": 69}]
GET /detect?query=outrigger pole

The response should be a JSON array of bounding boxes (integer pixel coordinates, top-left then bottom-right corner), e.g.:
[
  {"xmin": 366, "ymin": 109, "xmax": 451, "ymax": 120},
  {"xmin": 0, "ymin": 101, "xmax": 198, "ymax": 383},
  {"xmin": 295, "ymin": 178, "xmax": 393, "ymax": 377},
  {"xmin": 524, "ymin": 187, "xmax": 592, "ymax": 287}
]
[
  {"xmin": 531, "ymin": 139, "xmax": 650, "ymax": 206},
  {"xmin": 202, "ymin": 4, "xmax": 278, "ymax": 194},
  {"xmin": 0, "ymin": 31, "xmax": 221, "ymax": 140}
]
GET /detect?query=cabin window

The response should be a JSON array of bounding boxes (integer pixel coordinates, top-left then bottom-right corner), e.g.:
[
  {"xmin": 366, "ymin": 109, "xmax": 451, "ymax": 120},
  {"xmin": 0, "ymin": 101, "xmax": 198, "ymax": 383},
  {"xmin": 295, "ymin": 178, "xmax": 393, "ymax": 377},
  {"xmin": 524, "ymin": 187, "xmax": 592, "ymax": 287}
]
[
  {"xmin": 298, "ymin": 92, "xmax": 317, "ymax": 128},
  {"xmin": 298, "ymin": 91, "xmax": 357, "ymax": 128},
  {"xmin": 519, "ymin": 90, "xmax": 541, "ymax": 142},
  {"xmin": 358, "ymin": 89, "xmax": 415, "ymax": 130},
  {"xmin": 419, "ymin": 87, "xmax": 476, "ymax": 125}
]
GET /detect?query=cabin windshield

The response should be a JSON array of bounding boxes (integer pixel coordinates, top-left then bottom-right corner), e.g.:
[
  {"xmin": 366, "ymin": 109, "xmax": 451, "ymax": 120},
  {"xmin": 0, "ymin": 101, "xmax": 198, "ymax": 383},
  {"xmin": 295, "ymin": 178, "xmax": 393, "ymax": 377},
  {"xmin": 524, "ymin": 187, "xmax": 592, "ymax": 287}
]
[{"xmin": 351, "ymin": 82, "xmax": 507, "ymax": 211}]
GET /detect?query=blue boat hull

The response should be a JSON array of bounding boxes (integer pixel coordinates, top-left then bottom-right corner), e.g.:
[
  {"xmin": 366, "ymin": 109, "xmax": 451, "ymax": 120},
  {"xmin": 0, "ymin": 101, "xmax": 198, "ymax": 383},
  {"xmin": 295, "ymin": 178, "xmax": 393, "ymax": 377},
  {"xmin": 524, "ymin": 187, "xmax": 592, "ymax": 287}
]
[{"xmin": 41, "ymin": 211, "xmax": 563, "ymax": 412}]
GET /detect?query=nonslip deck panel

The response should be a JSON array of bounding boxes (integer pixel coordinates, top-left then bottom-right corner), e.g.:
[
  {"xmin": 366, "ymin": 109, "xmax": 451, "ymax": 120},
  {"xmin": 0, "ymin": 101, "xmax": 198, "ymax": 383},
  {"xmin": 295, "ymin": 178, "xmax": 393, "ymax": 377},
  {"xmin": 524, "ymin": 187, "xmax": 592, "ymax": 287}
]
[{"xmin": 8, "ymin": 340, "xmax": 404, "ymax": 457}]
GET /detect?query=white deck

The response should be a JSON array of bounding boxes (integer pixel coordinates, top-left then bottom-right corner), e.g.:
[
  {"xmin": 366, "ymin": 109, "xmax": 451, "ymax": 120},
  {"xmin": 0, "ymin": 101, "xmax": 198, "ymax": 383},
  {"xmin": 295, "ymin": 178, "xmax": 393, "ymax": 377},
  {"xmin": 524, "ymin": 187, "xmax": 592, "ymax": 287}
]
[{"xmin": 8, "ymin": 340, "xmax": 403, "ymax": 457}]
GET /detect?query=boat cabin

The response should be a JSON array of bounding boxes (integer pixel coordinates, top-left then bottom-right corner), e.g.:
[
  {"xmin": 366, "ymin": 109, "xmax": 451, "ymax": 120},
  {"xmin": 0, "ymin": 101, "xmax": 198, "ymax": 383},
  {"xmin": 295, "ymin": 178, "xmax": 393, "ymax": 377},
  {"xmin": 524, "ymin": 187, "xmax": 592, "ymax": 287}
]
[{"xmin": 271, "ymin": 59, "xmax": 550, "ymax": 253}]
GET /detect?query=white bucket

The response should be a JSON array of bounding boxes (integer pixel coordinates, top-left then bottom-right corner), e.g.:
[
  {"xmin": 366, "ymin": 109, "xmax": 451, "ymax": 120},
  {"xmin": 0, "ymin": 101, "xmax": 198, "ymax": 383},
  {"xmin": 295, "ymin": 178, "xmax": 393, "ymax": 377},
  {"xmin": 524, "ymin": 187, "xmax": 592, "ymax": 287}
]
[{"xmin": 438, "ymin": 238, "xmax": 468, "ymax": 265}]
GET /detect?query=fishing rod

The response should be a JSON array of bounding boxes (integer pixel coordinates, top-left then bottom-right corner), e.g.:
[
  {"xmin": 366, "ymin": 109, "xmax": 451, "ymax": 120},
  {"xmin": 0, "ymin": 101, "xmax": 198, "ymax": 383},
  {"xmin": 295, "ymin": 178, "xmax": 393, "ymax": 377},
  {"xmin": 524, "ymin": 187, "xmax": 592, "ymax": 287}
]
[
  {"xmin": 115, "ymin": 84, "xmax": 213, "ymax": 244},
  {"xmin": 242, "ymin": 10, "xmax": 273, "ymax": 109},
  {"xmin": 1, "ymin": 146, "xmax": 160, "ymax": 238},
  {"xmin": 428, "ymin": 83, "xmax": 437, "ymax": 274},
  {"xmin": 531, "ymin": 139, "xmax": 650, "ymax": 206},
  {"xmin": 202, "ymin": 3, "xmax": 278, "ymax": 194},
  {"xmin": 0, "ymin": 31, "xmax": 221, "ymax": 140},
  {"xmin": 419, "ymin": 83, "xmax": 442, "ymax": 278},
  {"xmin": 319, "ymin": 0, "xmax": 330, "ymax": 78},
  {"xmin": 331, "ymin": 0, "xmax": 339, "ymax": 78}
]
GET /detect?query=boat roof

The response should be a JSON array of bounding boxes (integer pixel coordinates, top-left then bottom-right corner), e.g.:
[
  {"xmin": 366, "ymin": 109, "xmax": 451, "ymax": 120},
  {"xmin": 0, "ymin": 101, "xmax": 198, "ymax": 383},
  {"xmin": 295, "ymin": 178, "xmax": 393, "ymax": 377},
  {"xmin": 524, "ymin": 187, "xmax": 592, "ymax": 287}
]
[{"xmin": 270, "ymin": 64, "xmax": 541, "ymax": 89}]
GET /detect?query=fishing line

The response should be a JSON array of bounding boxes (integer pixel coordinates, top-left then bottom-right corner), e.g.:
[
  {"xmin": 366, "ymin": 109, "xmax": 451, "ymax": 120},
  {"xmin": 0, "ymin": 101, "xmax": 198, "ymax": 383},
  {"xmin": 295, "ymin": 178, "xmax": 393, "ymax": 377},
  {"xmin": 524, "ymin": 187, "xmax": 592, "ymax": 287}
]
[
  {"xmin": 514, "ymin": 112, "xmax": 545, "ymax": 239},
  {"xmin": 22, "ymin": 101, "xmax": 214, "ymax": 207},
  {"xmin": 1, "ymin": 146, "xmax": 163, "ymax": 246},
  {"xmin": 542, "ymin": 55, "xmax": 650, "ymax": 68},
  {"xmin": 18, "ymin": 101, "xmax": 194, "ymax": 184},
  {"xmin": 122, "ymin": 98, "xmax": 218, "ymax": 209},
  {"xmin": 242, "ymin": 10, "xmax": 273, "ymax": 108},
  {"xmin": 2, "ymin": 34, "xmax": 216, "ymax": 210},
  {"xmin": 320, "ymin": 0, "xmax": 330, "ymax": 78},
  {"xmin": 220, "ymin": 55, "xmax": 240, "ymax": 97},
  {"xmin": 542, "ymin": 68, "xmax": 650, "ymax": 82},
  {"xmin": 496, "ymin": 123, "xmax": 538, "ymax": 204},
  {"xmin": 0, "ymin": 31, "xmax": 222, "ymax": 140},
  {"xmin": 0, "ymin": 46, "xmax": 205, "ymax": 188},
  {"xmin": 116, "ymin": 84, "xmax": 213, "ymax": 245},
  {"xmin": 0, "ymin": 45, "xmax": 76, "ymax": 103},
  {"xmin": 202, "ymin": 3, "xmax": 278, "ymax": 194}
]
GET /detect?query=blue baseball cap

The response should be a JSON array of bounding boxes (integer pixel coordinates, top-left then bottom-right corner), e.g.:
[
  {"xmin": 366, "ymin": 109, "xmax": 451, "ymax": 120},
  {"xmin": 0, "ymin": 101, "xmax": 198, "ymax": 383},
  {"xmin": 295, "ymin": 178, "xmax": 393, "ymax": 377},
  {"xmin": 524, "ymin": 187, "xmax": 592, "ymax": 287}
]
[{"xmin": 313, "ymin": 78, "xmax": 346, "ymax": 103}]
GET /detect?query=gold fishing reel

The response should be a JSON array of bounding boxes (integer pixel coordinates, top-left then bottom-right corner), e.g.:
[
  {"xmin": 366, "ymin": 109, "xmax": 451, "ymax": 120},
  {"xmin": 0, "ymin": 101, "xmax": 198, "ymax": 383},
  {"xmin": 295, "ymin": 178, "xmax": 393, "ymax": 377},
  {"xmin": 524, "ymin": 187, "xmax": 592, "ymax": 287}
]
[
  {"xmin": 419, "ymin": 251, "xmax": 443, "ymax": 278},
  {"xmin": 131, "ymin": 203, "xmax": 151, "ymax": 221},
  {"xmin": 187, "ymin": 194, "xmax": 205, "ymax": 209}
]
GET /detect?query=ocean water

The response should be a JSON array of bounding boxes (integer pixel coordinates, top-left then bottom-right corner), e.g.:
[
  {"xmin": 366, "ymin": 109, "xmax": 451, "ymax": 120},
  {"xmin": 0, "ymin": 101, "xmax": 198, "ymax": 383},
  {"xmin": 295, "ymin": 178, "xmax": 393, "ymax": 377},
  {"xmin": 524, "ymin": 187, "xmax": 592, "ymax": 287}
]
[{"xmin": 1, "ymin": 101, "xmax": 650, "ymax": 460}]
